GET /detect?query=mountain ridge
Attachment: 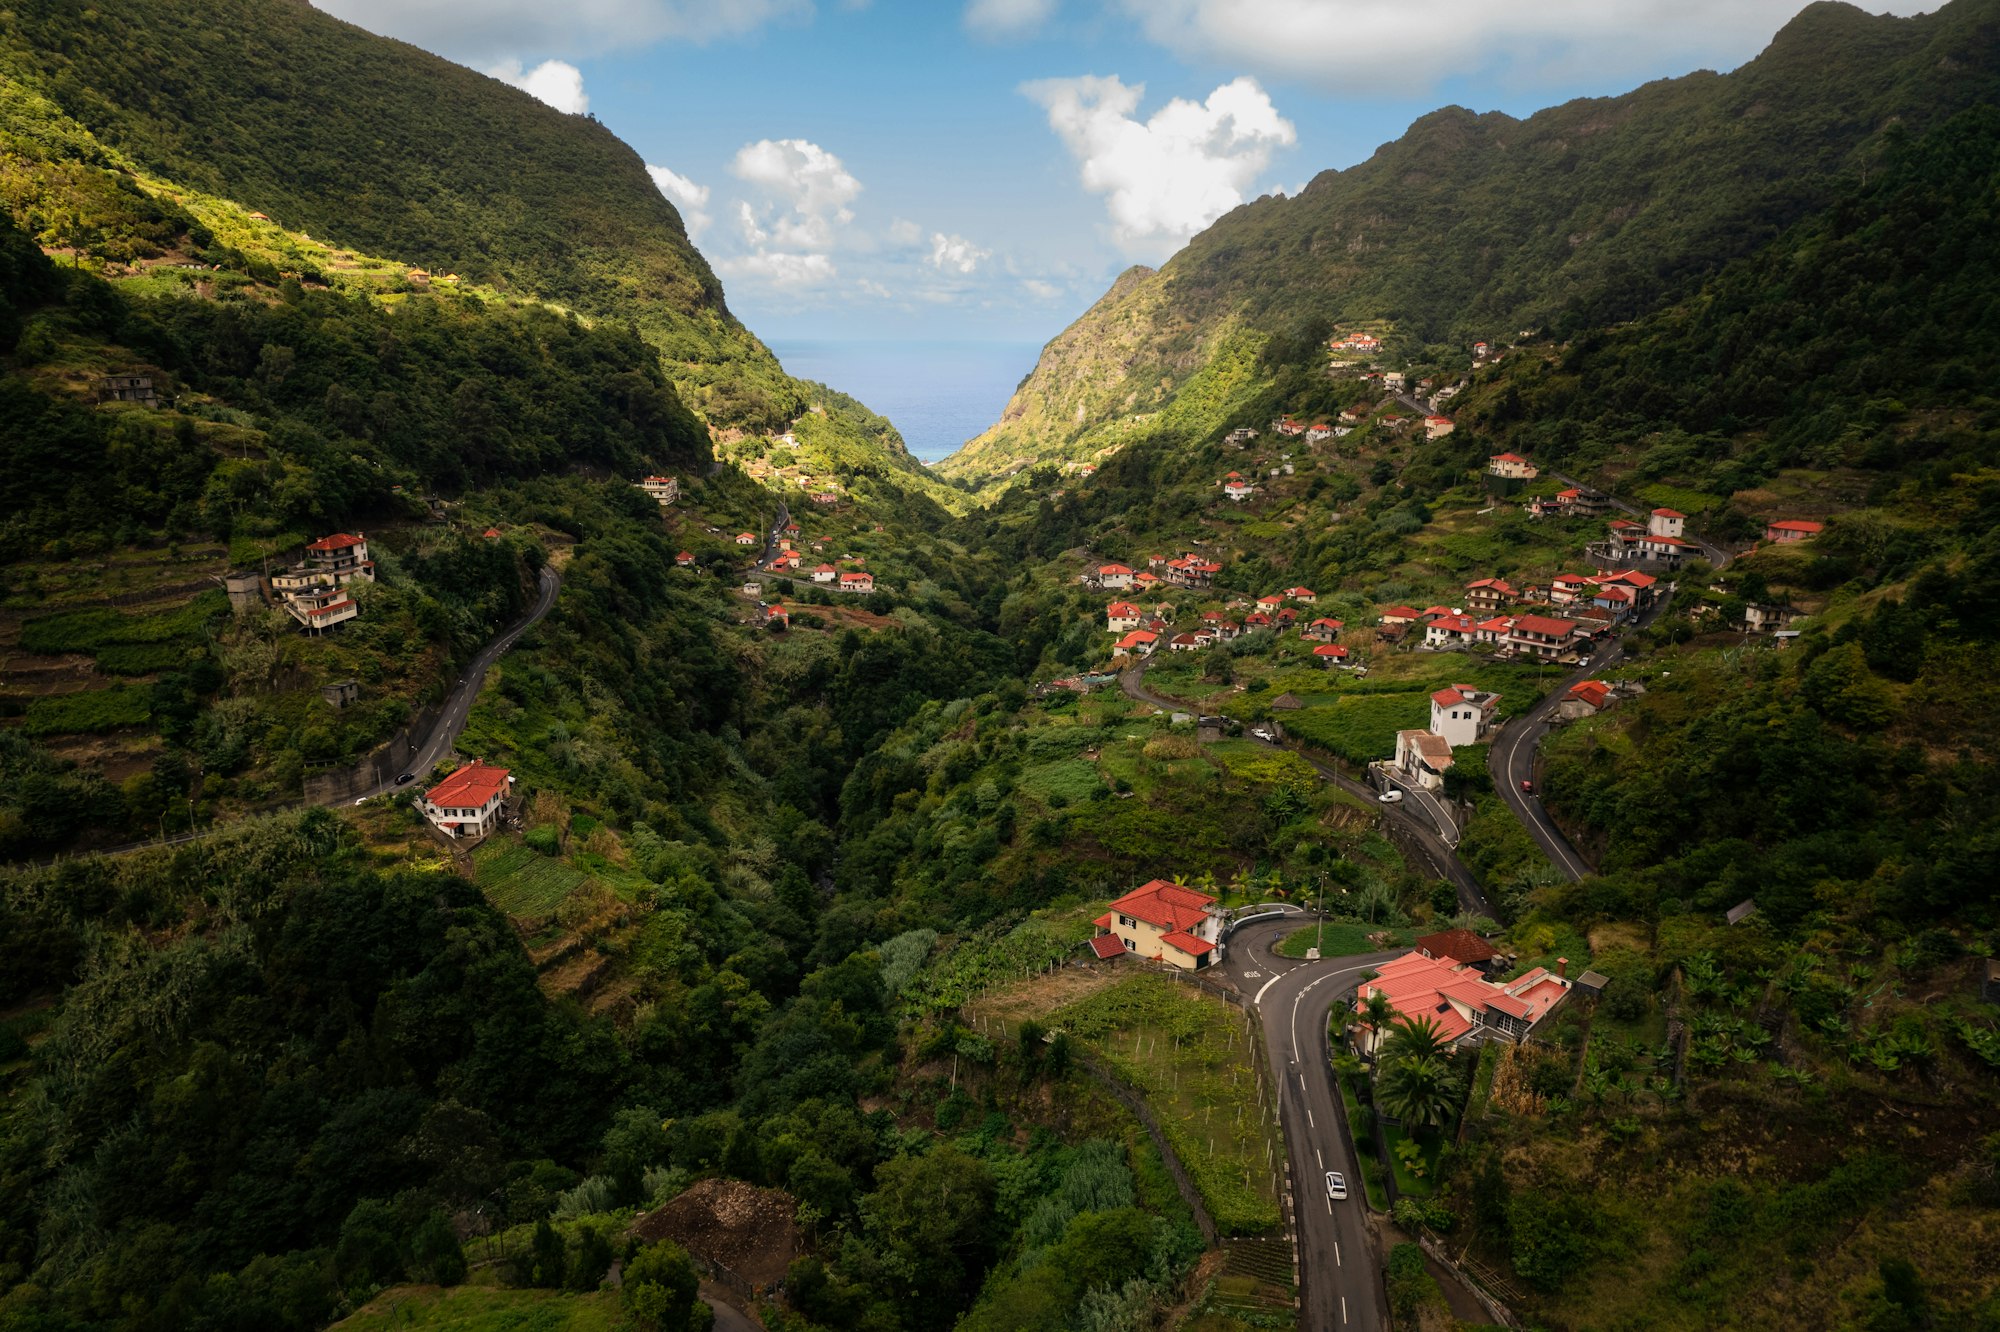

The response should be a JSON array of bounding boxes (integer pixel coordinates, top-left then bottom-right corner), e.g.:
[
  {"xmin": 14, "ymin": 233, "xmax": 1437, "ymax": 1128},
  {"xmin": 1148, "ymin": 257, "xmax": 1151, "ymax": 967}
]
[{"xmin": 940, "ymin": 0, "xmax": 2000, "ymax": 490}]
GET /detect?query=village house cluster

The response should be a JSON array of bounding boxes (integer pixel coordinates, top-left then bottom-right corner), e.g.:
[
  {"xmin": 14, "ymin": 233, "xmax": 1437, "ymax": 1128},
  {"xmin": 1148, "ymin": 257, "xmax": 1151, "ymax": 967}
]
[{"xmin": 1087, "ymin": 559, "xmax": 1366, "ymax": 668}]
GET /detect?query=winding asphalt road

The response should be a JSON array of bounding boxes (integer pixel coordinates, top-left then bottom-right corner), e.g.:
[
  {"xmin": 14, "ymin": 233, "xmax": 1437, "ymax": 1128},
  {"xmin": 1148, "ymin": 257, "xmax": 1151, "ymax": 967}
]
[
  {"xmin": 350, "ymin": 562, "xmax": 562, "ymax": 801},
  {"xmin": 1223, "ymin": 915, "xmax": 1402, "ymax": 1332}
]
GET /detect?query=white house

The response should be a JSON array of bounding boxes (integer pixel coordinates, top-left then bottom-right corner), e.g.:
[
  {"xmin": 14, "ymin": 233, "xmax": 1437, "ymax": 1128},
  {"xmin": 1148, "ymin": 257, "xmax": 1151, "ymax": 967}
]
[
  {"xmin": 636, "ymin": 475, "xmax": 679, "ymax": 505},
  {"xmin": 1106, "ymin": 601, "xmax": 1142, "ymax": 633},
  {"xmin": 1424, "ymin": 415, "xmax": 1455, "ymax": 441},
  {"xmin": 1393, "ymin": 730, "xmax": 1455, "ymax": 791},
  {"xmin": 1097, "ymin": 563, "xmax": 1136, "ymax": 590},
  {"xmin": 1429, "ymin": 684, "xmax": 1501, "ymax": 748},
  {"xmin": 840, "ymin": 571, "xmax": 875, "ymax": 594},
  {"xmin": 1425, "ymin": 614, "xmax": 1478, "ymax": 648},
  {"xmin": 420, "ymin": 760, "xmax": 511, "ymax": 840},
  {"xmin": 811, "ymin": 564, "xmax": 838, "ymax": 583},
  {"xmin": 1648, "ymin": 508, "xmax": 1686, "ymax": 539},
  {"xmin": 1487, "ymin": 453, "xmax": 1538, "ymax": 481}
]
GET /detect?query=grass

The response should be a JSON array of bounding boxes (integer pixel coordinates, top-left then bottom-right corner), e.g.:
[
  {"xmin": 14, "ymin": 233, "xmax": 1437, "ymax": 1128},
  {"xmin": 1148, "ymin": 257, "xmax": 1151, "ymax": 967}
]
[
  {"xmin": 472, "ymin": 839, "xmax": 589, "ymax": 919},
  {"xmin": 1057, "ymin": 975, "xmax": 1285, "ymax": 1236},
  {"xmin": 1382, "ymin": 1123, "xmax": 1443, "ymax": 1198},
  {"xmin": 1335, "ymin": 1075, "xmax": 1390, "ymax": 1210},
  {"xmin": 1275, "ymin": 922, "xmax": 1414, "ymax": 959},
  {"xmin": 331, "ymin": 1285, "xmax": 636, "ymax": 1330},
  {"xmin": 1018, "ymin": 759, "xmax": 1108, "ymax": 805},
  {"xmin": 18, "ymin": 589, "xmax": 228, "ymax": 654},
  {"xmin": 1281, "ymin": 693, "xmax": 1430, "ymax": 764},
  {"xmin": 22, "ymin": 686, "xmax": 152, "ymax": 735}
]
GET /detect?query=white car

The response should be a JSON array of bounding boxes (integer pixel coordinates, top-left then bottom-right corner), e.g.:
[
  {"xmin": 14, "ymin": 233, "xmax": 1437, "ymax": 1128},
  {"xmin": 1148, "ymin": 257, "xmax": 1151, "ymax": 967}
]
[
  {"xmin": 1326, "ymin": 1171, "xmax": 1348, "ymax": 1200},
  {"xmin": 1377, "ymin": 789, "xmax": 1404, "ymax": 804}
]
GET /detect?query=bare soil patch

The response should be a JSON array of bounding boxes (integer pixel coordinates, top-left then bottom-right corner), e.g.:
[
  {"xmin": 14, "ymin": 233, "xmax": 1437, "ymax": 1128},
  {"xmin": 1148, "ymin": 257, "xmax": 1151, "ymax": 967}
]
[
  {"xmin": 631, "ymin": 1178, "xmax": 801, "ymax": 1290},
  {"xmin": 963, "ymin": 965, "xmax": 1125, "ymax": 1028}
]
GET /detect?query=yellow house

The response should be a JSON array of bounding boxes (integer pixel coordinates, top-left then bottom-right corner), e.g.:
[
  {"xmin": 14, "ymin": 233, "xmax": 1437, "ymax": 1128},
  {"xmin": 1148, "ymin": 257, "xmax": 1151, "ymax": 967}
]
[{"xmin": 1092, "ymin": 880, "xmax": 1226, "ymax": 970}]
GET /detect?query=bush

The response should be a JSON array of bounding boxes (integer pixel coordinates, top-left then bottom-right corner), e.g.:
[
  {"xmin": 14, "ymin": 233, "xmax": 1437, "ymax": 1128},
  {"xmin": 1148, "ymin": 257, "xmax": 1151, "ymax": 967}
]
[{"xmin": 623, "ymin": 1240, "xmax": 711, "ymax": 1331}]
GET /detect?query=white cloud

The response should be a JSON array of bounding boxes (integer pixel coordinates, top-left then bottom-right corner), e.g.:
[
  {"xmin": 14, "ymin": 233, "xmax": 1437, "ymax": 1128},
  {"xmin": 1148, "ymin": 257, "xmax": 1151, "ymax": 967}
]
[
  {"xmin": 1022, "ymin": 278, "xmax": 1063, "ymax": 300},
  {"xmin": 717, "ymin": 251, "xmax": 839, "ymax": 286},
  {"xmin": 964, "ymin": 0, "xmax": 1056, "ymax": 39},
  {"xmin": 887, "ymin": 217, "xmax": 925, "ymax": 246},
  {"xmin": 314, "ymin": 0, "xmax": 811, "ymax": 63},
  {"xmin": 715, "ymin": 137, "xmax": 862, "ymax": 287},
  {"xmin": 488, "ymin": 58, "xmax": 589, "ymax": 113},
  {"xmin": 928, "ymin": 232, "xmax": 991, "ymax": 275},
  {"xmin": 1118, "ymin": 0, "xmax": 1937, "ymax": 92},
  {"xmin": 1023, "ymin": 74, "xmax": 1294, "ymax": 259},
  {"xmin": 729, "ymin": 138, "xmax": 862, "ymax": 250},
  {"xmin": 646, "ymin": 164, "xmax": 711, "ymax": 238}
]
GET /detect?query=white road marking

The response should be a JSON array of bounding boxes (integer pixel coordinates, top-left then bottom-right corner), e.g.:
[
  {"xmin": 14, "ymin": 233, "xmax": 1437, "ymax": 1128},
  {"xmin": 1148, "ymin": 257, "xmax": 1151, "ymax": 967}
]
[
  {"xmin": 1307, "ymin": 1107, "xmax": 1314, "ymax": 1128},
  {"xmin": 1253, "ymin": 970, "xmax": 1289, "ymax": 1006},
  {"xmin": 1315, "ymin": 1148, "xmax": 1323, "ymax": 1167},
  {"xmin": 1342, "ymin": 1296, "xmax": 1349, "ymax": 1324},
  {"xmin": 1336, "ymin": 1242, "xmax": 1342, "ymax": 1266},
  {"xmin": 1299, "ymin": 1073, "xmax": 1307, "ymax": 1091}
]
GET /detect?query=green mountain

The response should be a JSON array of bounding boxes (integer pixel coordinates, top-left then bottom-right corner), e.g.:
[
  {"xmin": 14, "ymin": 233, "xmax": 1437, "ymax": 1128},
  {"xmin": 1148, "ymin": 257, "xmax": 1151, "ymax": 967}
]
[{"xmin": 941, "ymin": 0, "xmax": 2000, "ymax": 489}]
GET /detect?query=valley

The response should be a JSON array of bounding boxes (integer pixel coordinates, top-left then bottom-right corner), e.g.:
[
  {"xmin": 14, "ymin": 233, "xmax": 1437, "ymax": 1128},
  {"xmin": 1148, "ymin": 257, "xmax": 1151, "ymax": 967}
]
[{"xmin": 3, "ymin": 2, "xmax": 1999, "ymax": 1332}]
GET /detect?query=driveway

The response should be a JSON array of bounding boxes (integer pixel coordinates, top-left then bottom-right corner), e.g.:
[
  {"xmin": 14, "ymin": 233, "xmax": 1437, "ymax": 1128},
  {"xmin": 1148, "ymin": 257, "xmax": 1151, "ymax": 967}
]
[{"xmin": 1223, "ymin": 916, "xmax": 1402, "ymax": 1332}]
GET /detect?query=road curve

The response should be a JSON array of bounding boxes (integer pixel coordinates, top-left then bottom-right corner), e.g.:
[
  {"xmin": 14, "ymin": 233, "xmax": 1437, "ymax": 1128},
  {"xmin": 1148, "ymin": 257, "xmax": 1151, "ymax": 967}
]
[
  {"xmin": 350, "ymin": 562, "xmax": 563, "ymax": 801},
  {"xmin": 1223, "ymin": 916, "xmax": 1402, "ymax": 1332},
  {"xmin": 1116, "ymin": 665, "xmax": 1494, "ymax": 918}
]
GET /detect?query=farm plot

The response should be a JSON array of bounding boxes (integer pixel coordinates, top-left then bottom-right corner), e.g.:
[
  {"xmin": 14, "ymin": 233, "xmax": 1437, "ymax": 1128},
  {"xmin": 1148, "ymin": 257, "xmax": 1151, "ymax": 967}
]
[
  {"xmin": 1056, "ymin": 975, "xmax": 1284, "ymax": 1236},
  {"xmin": 473, "ymin": 838, "xmax": 589, "ymax": 920}
]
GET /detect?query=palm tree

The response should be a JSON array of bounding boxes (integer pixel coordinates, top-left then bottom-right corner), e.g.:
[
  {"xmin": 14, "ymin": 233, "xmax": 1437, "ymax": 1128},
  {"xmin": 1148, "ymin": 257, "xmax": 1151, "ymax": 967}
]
[
  {"xmin": 1376, "ymin": 1053, "xmax": 1460, "ymax": 1134},
  {"xmin": 1380, "ymin": 1014, "xmax": 1453, "ymax": 1066},
  {"xmin": 1360, "ymin": 990, "xmax": 1396, "ymax": 1056}
]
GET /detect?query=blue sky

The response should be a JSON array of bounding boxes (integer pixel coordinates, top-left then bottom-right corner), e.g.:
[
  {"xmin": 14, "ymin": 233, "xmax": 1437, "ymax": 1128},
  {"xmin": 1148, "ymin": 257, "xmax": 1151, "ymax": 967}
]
[{"xmin": 317, "ymin": 0, "xmax": 1932, "ymax": 344}]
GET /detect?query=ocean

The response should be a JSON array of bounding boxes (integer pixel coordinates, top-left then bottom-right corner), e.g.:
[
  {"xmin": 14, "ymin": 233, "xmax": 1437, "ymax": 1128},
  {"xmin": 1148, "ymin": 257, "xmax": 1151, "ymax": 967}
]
[{"xmin": 770, "ymin": 339, "xmax": 1043, "ymax": 465}]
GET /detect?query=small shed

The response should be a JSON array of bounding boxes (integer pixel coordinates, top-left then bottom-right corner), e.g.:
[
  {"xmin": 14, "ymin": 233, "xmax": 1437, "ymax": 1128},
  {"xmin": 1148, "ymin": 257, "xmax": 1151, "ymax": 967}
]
[
  {"xmin": 321, "ymin": 680, "xmax": 360, "ymax": 709},
  {"xmin": 1726, "ymin": 899, "xmax": 1759, "ymax": 926},
  {"xmin": 1269, "ymin": 692, "xmax": 1304, "ymax": 711},
  {"xmin": 1574, "ymin": 970, "xmax": 1610, "ymax": 999}
]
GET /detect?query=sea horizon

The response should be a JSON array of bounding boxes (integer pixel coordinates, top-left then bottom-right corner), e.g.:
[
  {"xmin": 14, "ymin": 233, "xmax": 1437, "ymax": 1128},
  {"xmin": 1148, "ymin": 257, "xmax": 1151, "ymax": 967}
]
[{"xmin": 769, "ymin": 338, "xmax": 1043, "ymax": 466}]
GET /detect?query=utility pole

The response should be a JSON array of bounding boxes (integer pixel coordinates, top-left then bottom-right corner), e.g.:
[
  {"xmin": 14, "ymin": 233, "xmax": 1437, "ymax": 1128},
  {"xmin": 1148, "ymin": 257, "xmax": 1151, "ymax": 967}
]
[{"xmin": 1315, "ymin": 870, "xmax": 1326, "ymax": 956}]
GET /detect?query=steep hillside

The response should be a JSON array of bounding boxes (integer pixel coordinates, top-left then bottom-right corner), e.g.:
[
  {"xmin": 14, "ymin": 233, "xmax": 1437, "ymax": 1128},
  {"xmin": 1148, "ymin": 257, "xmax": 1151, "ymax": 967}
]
[
  {"xmin": 3, "ymin": 0, "xmax": 773, "ymax": 430},
  {"xmin": 942, "ymin": 0, "xmax": 2000, "ymax": 489}
]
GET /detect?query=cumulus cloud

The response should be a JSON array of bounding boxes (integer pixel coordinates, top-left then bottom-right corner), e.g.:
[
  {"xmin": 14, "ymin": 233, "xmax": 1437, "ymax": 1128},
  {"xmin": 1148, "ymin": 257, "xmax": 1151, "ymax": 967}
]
[
  {"xmin": 488, "ymin": 58, "xmax": 589, "ymax": 113},
  {"xmin": 1023, "ymin": 74, "xmax": 1294, "ymax": 259},
  {"xmin": 1118, "ymin": 0, "xmax": 1935, "ymax": 91},
  {"xmin": 717, "ymin": 251, "xmax": 839, "ymax": 286},
  {"xmin": 928, "ymin": 232, "xmax": 991, "ymax": 275},
  {"xmin": 714, "ymin": 138, "xmax": 864, "ymax": 286},
  {"xmin": 646, "ymin": 164, "xmax": 711, "ymax": 238},
  {"xmin": 315, "ymin": 0, "xmax": 810, "ymax": 63},
  {"xmin": 964, "ymin": 0, "xmax": 1056, "ymax": 39}
]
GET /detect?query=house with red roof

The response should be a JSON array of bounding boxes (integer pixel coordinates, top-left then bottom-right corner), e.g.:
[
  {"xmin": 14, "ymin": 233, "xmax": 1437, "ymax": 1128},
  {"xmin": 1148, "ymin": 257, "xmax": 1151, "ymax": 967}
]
[
  {"xmin": 676, "ymin": 551, "xmax": 695, "ymax": 567},
  {"xmin": 1379, "ymin": 606, "xmax": 1422, "ymax": 626},
  {"xmin": 1106, "ymin": 601, "xmax": 1143, "ymax": 633},
  {"xmin": 1414, "ymin": 928, "xmax": 1500, "ymax": 972},
  {"xmin": 1092, "ymin": 879, "xmax": 1227, "ymax": 970},
  {"xmin": 1764, "ymin": 519, "xmax": 1824, "ymax": 543},
  {"xmin": 1562, "ymin": 680, "xmax": 1615, "ymax": 719},
  {"xmin": 1486, "ymin": 452, "xmax": 1538, "ymax": 481},
  {"xmin": 1508, "ymin": 614, "xmax": 1581, "ymax": 661},
  {"xmin": 1306, "ymin": 423, "xmax": 1334, "ymax": 443},
  {"xmin": 1430, "ymin": 684, "xmax": 1501, "ymax": 748},
  {"xmin": 1096, "ymin": 563, "xmax": 1136, "ymax": 590},
  {"xmin": 635, "ymin": 475, "xmax": 679, "ymax": 505},
  {"xmin": 1115, "ymin": 629, "xmax": 1159, "ymax": 657},
  {"xmin": 1283, "ymin": 586, "xmax": 1316, "ymax": 603},
  {"xmin": 1169, "ymin": 632, "xmax": 1205, "ymax": 653},
  {"xmin": 1301, "ymin": 617, "xmax": 1345, "ymax": 643},
  {"xmin": 1548, "ymin": 573, "xmax": 1593, "ymax": 606},
  {"xmin": 419, "ymin": 759, "xmax": 512, "ymax": 840},
  {"xmin": 764, "ymin": 605, "xmax": 790, "ymax": 629},
  {"xmin": 1312, "ymin": 644, "xmax": 1350, "ymax": 665},
  {"xmin": 839, "ymin": 571, "xmax": 875, "ymax": 594},
  {"xmin": 1256, "ymin": 594, "xmax": 1286, "ymax": 609},
  {"xmin": 1222, "ymin": 476, "xmax": 1257, "ymax": 502},
  {"xmin": 1424, "ymin": 415, "xmax": 1455, "ymax": 441},
  {"xmin": 1351, "ymin": 951, "xmax": 1571, "ymax": 1056},
  {"xmin": 811, "ymin": 563, "xmax": 838, "ymax": 583},
  {"xmin": 1473, "ymin": 616, "xmax": 1514, "ymax": 645},
  {"xmin": 1242, "ymin": 612, "xmax": 1273, "ymax": 629},
  {"xmin": 1462, "ymin": 578, "xmax": 1517, "ymax": 614},
  {"xmin": 735, "ymin": 532, "xmax": 758, "ymax": 546},
  {"xmin": 1648, "ymin": 508, "xmax": 1686, "ymax": 539},
  {"xmin": 1424, "ymin": 614, "xmax": 1478, "ymax": 648}
]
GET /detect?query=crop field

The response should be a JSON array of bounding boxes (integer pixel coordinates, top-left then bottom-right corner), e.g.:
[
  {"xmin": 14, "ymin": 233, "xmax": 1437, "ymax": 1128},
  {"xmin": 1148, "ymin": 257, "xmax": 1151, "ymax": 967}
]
[
  {"xmin": 22, "ymin": 686, "xmax": 152, "ymax": 735},
  {"xmin": 900, "ymin": 908, "xmax": 1097, "ymax": 1016},
  {"xmin": 1018, "ymin": 758, "xmax": 1108, "ymax": 805},
  {"xmin": 1057, "ymin": 975, "xmax": 1284, "ymax": 1236},
  {"xmin": 1280, "ymin": 693, "xmax": 1430, "ymax": 764},
  {"xmin": 473, "ymin": 839, "xmax": 589, "ymax": 919},
  {"xmin": 19, "ymin": 589, "xmax": 228, "ymax": 657},
  {"xmin": 331, "ymin": 1286, "xmax": 633, "ymax": 1331}
]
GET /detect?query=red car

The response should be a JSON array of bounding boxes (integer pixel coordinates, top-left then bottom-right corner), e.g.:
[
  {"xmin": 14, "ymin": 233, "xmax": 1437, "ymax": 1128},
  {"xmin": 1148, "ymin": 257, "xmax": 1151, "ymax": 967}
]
[{"xmin": 1519, "ymin": 779, "xmax": 1535, "ymax": 794}]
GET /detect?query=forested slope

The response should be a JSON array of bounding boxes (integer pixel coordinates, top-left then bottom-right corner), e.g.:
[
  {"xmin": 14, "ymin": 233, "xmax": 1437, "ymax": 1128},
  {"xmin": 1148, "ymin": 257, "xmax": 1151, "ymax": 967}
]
[{"xmin": 941, "ymin": 0, "xmax": 2000, "ymax": 487}]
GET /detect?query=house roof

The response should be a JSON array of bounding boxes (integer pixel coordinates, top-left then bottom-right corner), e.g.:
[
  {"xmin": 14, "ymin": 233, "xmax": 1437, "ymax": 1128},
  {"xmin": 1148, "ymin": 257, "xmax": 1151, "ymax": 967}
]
[
  {"xmin": 1382, "ymin": 605, "xmax": 1421, "ymax": 620},
  {"xmin": 1490, "ymin": 452, "xmax": 1528, "ymax": 463},
  {"xmin": 1107, "ymin": 879, "xmax": 1218, "ymax": 933},
  {"xmin": 1568, "ymin": 680, "xmax": 1613, "ymax": 709},
  {"xmin": 1431, "ymin": 687, "xmax": 1471, "ymax": 708},
  {"xmin": 840, "ymin": 572, "xmax": 872, "ymax": 583},
  {"xmin": 307, "ymin": 532, "xmax": 363, "ymax": 551},
  {"xmin": 1429, "ymin": 615, "xmax": 1476, "ymax": 632},
  {"xmin": 1465, "ymin": 578, "xmax": 1516, "ymax": 593},
  {"xmin": 1108, "ymin": 601, "xmax": 1141, "ymax": 617},
  {"xmin": 1270, "ymin": 693, "xmax": 1303, "ymax": 709},
  {"xmin": 1357, "ymin": 950, "xmax": 1565, "ymax": 1042},
  {"xmin": 1257, "ymin": 594, "xmax": 1285, "ymax": 605},
  {"xmin": 1557, "ymin": 487, "xmax": 1582, "ymax": 499},
  {"xmin": 1768, "ymin": 520, "xmax": 1824, "ymax": 533},
  {"xmin": 1116, "ymin": 630, "xmax": 1159, "ymax": 649},
  {"xmin": 1398, "ymin": 730, "xmax": 1454, "ymax": 770},
  {"xmin": 1162, "ymin": 930, "xmax": 1216, "ymax": 957},
  {"xmin": 1475, "ymin": 617, "xmax": 1514, "ymax": 632},
  {"xmin": 1100, "ymin": 563, "xmax": 1134, "ymax": 575},
  {"xmin": 1595, "ymin": 585, "xmax": 1632, "ymax": 602},
  {"xmin": 1414, "ymin": 928, "xmax": 1498, "ymax": 963},
  {"xmin": 816, "ymin": 563, "xmax": 837, "ymax": 573},
  {"xmin": 425, "ymin": 759, "xmax": 510, "ymax": 809},
  {"xmin": 1090, "ymin": 933, "xmax": 1127, "ymax": 960},
  {"xmin": 1651, "ymin": 507, "xmax": 1686, "ymax": 518},
  {"xmin": 1310, "ymin": 617, "xmax": 1344, "ymax": 630},
  {"xmin": 1512, "ymin": 614, "xmax": 1576, "ymax": 637},
  {"xmin": 1285, "ymin": 586, "xmax": 1315, "ymax": 597},
  {"xmin": 1313, "ymin": 644, "xmax": 1349, "ymax": 658}
]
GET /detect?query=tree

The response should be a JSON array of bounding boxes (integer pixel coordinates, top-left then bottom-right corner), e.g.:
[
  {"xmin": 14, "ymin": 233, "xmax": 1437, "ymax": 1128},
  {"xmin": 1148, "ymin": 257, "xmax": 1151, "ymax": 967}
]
[
  {"xmin": 623, "ymin": 1240, "xmax": 711, "ymax": 1332},
  {"xmin": 529, "ymin": 1218, "xmax": 566, "ymax": 1288},
  {"xmin": 860, "ymin": 1146, "xmax": 998, "ymax": 1326},
  {"xmin": 1376, "ymin": 1054, "xmax": 1460, "ymax": 1134},
  {"xmin": 568, "ymin": 1225, "xmax": 614, "ymax": 1292},
  {"xmin": 409, "ymin": 1212, "xmax": 466, "ymax": 1286},
  {"xmin": 1381, "ymin": 1014, "xmax": 1453, "ymax": 1065}
]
